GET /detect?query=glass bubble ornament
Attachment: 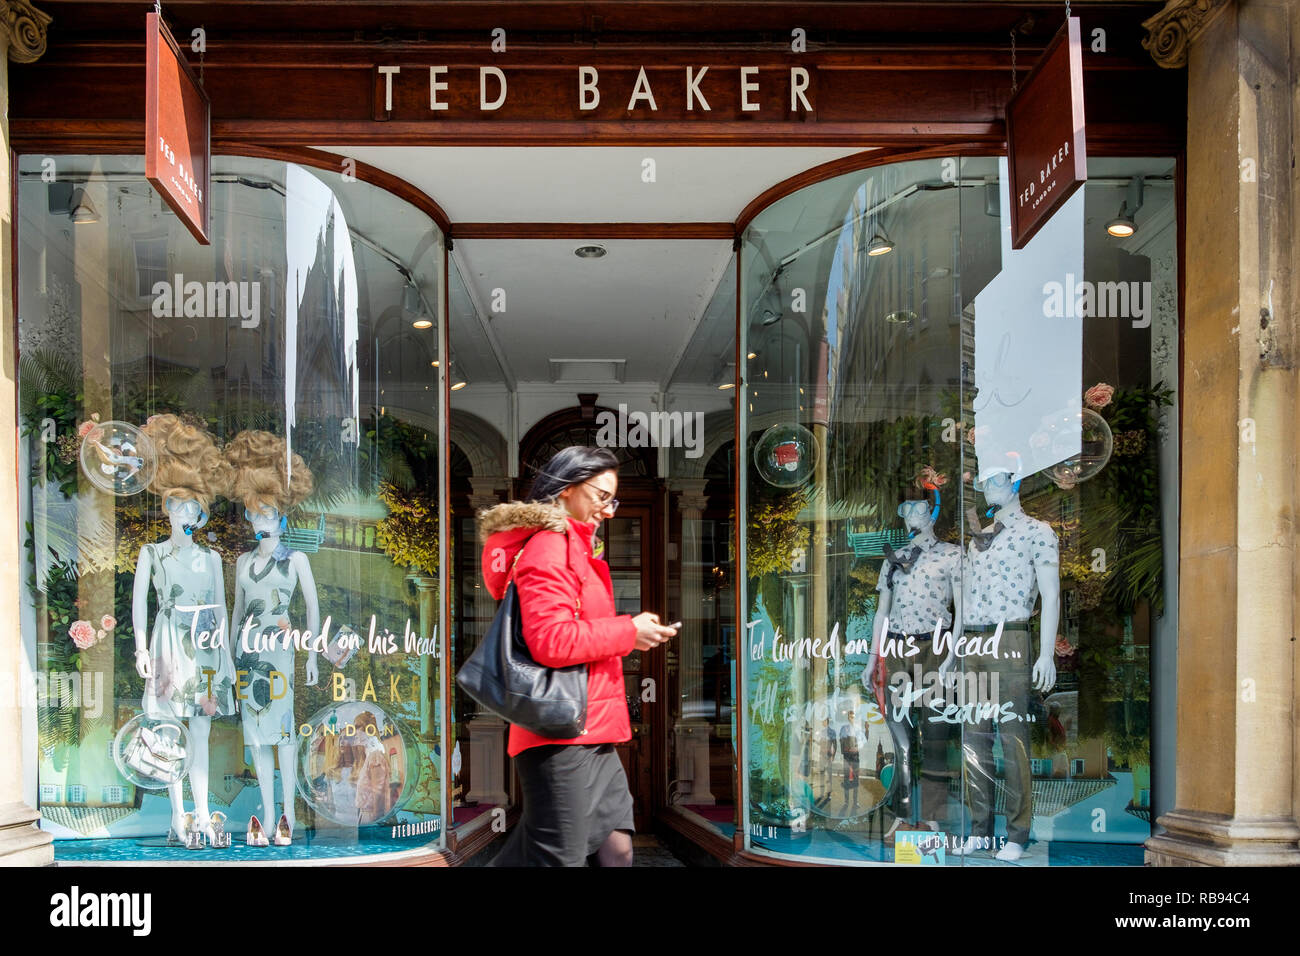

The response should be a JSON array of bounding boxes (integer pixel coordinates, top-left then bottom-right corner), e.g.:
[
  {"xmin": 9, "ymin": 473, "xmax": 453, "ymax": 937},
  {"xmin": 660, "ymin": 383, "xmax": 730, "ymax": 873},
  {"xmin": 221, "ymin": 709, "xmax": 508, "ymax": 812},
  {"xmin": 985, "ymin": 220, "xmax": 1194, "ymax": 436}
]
[
  {"xmin": 1048, "ymin": 408, "xmax": 1113, "ymax": 490},
  {"xmin": 754, "ymin": 423, "xmax": 819, "ymax": 488},
  {"xmin": 113, "ymin": 714, "xmax": 192, "ymax": 789},
  {"xmin": 297, "ymin": 701, "xmax": 420, "ymax": 826},
  {"xmin": 79, "ymin": 420, "xmax": 156, "ymax": 496}
]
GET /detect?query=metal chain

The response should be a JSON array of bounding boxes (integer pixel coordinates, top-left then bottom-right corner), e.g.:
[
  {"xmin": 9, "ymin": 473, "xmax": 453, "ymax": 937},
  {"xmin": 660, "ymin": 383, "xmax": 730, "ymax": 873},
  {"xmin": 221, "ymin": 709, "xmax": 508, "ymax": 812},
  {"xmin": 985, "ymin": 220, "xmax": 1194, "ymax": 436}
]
[
  {"xmin": 1065, "ymin": 0, "xmax": 1071, "ymax": 18},
  {"xmin": 1010, "ymin": 28, "xmax": 1018, "ymax": 94}
]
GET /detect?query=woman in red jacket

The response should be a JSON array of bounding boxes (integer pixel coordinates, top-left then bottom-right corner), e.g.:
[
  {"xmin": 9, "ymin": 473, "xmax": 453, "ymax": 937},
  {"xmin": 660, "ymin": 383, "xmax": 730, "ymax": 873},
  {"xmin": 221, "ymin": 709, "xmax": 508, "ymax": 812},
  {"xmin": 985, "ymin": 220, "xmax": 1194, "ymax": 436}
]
[{"xmin": 477, "ymin": 446, "xmax": 678, "ymax": 866}]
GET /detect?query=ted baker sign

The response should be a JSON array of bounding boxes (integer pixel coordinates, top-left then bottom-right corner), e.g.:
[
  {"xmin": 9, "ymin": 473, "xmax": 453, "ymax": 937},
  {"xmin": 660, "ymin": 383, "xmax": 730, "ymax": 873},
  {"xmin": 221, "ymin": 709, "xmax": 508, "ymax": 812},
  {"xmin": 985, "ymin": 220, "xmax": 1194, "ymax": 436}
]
[
  {"xmin": 375, "ymin": 65, "xmax": 816, "ymax": 116},
  {"xmin": 1006, "ymin": 17, "xmax": 1087, "ymax": 249},
  {"xmin": 145, "ymin": 12, "xmax": 210, "ymax": 244}
]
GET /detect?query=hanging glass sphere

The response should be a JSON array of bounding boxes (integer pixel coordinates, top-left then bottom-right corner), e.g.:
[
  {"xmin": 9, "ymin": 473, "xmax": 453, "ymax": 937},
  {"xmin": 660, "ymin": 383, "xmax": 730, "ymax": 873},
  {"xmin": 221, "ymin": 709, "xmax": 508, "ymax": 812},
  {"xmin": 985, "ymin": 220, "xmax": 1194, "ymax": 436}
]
[
  {"xmin": 297, "ymin": 702, "xmax": 419, "ymax": 826},
  {"xmin": 79, "ymin": 420, "xmax": 156, "ymax": 496},
  {"xmin": 1048, "ymin": 408, "xmax": 1114, "ymax": 489},
  {"xmin": 113, "ymin": 715, "xmax": 192, "ymax": 789},
  {"xmin": 754, "ymin": 422, "xmax": 819, "ymax": 488}
]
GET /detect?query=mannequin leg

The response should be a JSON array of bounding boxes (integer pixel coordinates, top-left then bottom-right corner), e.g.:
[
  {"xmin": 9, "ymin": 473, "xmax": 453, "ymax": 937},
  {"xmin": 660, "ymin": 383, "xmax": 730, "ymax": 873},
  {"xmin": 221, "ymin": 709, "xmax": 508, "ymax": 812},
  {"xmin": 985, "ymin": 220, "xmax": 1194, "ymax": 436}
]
[
  {"xmin": 165, "ymin": 779, "xmax": 186, "ymax": 839},
  {"xmin": 277, "ymin": 740, "xmax": 297, "ymax": 835},
  {"xmin": 595, "ymin": 829, "xmax": 633, "ymax": 867},
  {"xmin": 251, "ymin": 743, "xmax": 277, "ymax": 826},
  {"xmin": 187, "ymin": 716, "xmax": 214, "ymax": 839}
]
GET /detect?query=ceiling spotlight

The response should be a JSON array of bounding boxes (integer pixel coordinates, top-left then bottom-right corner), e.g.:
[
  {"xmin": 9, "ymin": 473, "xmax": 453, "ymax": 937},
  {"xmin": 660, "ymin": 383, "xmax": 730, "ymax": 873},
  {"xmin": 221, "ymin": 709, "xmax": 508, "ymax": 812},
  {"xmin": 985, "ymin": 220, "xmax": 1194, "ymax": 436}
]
[
  {"xmin": 412, "ymin": 318, "xmax": 433, "ymax": 329},
  {"xmin": 884, "ymin": 310, "xmax": 917, "ymax": 324},
  {"xmin": 717, "ymin": 382, "xmax": 735, "ymax": 390},
  {"xmin": 451, "ymin": 380, "xmax": 468, "ymax": 391},
  {"xmin": 866, "ymin": 230, "xmax": 894, "ymax": 257},
  {"xmin": 69, "ymin": 188, "xmax": 99, "ymax": 224},
  {"xmin": 574, "ymin": 244, "xmax": 607, "ymax": 259},
  {"xmin": 430, "ymin": 360, "xmax": 440, "ymax": 367},
  {"xmin": 1106, "ymin": 177, "xmax": 1145, "ymax": 239},
  {"xmin": 1105, "ymin": 212, "xmax": 1136, "ymax": 238},
  {"xmin": 746, "ymin": 351, "xmax": 758, "ymax": 360}
]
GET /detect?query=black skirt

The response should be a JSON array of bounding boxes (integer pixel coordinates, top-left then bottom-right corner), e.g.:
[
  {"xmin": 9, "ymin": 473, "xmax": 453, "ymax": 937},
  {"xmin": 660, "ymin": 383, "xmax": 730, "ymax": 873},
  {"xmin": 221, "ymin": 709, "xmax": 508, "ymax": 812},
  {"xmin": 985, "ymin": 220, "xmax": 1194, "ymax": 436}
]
[{"xmin": 489, "ymin": 743, "xmax": 635, "ymax": 867}]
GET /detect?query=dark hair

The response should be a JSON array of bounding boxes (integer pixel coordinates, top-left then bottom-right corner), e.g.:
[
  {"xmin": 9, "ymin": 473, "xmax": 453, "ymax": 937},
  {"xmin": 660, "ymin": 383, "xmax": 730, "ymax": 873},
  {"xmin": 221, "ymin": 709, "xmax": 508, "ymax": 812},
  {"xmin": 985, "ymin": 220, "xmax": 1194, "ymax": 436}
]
[{"xmin": 527, "ymin": 446, "xmax": 620, "ymax": 503}]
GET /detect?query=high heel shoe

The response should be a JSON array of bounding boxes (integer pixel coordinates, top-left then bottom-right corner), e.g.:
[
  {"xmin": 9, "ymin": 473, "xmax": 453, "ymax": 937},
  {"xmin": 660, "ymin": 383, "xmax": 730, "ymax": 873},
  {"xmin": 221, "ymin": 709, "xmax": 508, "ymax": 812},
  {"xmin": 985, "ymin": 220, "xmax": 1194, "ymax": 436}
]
[
  {"xmin": 273, "ymin": 814, "xmax": 292, "ymax": 846},
  {"xmin": 209, "ymin": 811, "xmax": 232, "ymax": 849},
  {"xmin": 165, "ymin": 814, "xmax": 187, "ymax": 846},
  {"xmin": 183, "ymin": 811, "xmax": 205, "ymax": 850},
  {"xmin": 245, "ymin": 814, "xmax": 270, "ymax": 847}
]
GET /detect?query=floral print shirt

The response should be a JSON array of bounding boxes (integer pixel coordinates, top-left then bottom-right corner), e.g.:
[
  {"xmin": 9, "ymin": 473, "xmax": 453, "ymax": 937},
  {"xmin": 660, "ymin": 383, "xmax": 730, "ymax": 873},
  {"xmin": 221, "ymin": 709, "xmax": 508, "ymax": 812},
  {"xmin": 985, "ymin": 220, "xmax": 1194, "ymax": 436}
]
[
  {"xmin": 876, "ymin": 540, "xmax": 962, "ymax": 634},
  {"xmin": 962, "ymin": 508, "xmax": 1059, "ymax": 626}
]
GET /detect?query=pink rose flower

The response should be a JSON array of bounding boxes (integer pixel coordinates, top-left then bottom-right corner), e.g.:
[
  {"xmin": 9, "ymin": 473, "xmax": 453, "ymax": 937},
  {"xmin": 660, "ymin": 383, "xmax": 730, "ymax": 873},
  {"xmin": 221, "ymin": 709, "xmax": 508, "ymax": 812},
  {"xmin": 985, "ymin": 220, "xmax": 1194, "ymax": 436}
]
[
  {"xmin": 69, "ymin": 619, "xmax": 97, "ymax": 650},
  {"xmin": 77, "ymin": 421, "xmax": 95, "ymax": 438},
  {"xmin": 1055, "ymin": 636, "xmax": 1076, "ymax": 658},
  {"xmin": 1084, "ymin": 383, "xmax": 1115, "ymax": 410},
  {"xmin": 100, "ymin": 614, "xmax": 117, "ymax": 630}
]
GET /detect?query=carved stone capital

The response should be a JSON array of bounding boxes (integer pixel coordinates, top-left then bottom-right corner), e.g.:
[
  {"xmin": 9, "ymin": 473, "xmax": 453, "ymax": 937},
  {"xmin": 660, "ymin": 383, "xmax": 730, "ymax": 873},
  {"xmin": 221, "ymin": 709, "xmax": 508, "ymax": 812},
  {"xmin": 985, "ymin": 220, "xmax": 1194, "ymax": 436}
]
[
  {"xmin": 1142, "ymin": 0, "xmax": 1234, "ymax": 69},
  {"xmin": 2, "ymin": 0, "xmax": 51, "ymax": 64}
]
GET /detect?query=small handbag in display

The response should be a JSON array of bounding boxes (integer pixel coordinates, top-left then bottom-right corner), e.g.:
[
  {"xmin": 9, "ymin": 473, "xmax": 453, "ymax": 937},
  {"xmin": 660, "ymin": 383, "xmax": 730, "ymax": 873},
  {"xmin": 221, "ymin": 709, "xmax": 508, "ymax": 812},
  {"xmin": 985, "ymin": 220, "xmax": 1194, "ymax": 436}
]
[
  {"xmin": 122, "ymin": 721, "xmax": 187, "ymax": 781},
  {"xmin": 456, "ymin": 535, "xmax": 588, "ymax": 739}
]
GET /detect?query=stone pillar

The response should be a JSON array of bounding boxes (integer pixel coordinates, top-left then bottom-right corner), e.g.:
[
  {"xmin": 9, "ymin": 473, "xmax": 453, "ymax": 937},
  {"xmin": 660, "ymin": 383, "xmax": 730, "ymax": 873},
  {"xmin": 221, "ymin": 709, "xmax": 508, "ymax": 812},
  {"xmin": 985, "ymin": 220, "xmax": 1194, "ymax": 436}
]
[
  {"xmin": 466, "ymin": 479, "xmax": 508, "ymax": 806},
  {"xmin": 671, "ymin": 480, "xmax": 714, "ymax": 805},
  {"xmin": 0, "ymin": 0, "xmax": 51, "ymax": 867},
  {"xmin": 1142, "ymin": 0, "xmax": 1300, "ymax": 865}
]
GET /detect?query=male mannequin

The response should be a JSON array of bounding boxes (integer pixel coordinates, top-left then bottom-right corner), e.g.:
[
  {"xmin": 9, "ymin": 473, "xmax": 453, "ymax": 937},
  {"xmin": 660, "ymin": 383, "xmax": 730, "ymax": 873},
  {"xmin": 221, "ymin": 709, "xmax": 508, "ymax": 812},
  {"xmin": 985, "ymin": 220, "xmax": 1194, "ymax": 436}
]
[
  {"xmin": 954, "ymin": 470, "xmax": 1059, "ymax": 862},
  {"xmin": 865, "ymin": 489, "xmax": 962, "ymax": 834}
]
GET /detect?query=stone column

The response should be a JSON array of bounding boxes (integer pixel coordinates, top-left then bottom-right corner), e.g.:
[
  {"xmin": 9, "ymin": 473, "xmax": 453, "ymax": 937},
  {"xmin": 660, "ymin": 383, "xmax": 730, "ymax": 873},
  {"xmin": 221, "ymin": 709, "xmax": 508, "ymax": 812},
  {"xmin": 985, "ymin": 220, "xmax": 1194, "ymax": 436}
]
[
  {"xmin": 466, "ymin": 479, "xmax": 508, "ymax": 806},
  {"xmin": 671, "ymin": 480, "xmax": 714, "ymax": 805},
  {"xmin": 1142, "ymin": 0, "xmax": 1300, "ymax": 865},
  {"xmin": 0, "ymin": 0, "xmax": 52, "ymax": 867}
]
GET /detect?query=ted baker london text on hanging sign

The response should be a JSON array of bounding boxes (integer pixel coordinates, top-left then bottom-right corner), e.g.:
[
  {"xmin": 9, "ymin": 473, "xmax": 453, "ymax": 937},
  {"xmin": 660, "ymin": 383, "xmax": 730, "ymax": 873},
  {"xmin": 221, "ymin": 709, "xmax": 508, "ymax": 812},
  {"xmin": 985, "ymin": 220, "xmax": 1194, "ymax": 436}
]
[
  {"xmin": 1006, "ymin": 17, "xmax": 1087, "ymax": 249},
  {"xmin": 145, "ymin": 12, "xmax": 210, "ymax": 244}
]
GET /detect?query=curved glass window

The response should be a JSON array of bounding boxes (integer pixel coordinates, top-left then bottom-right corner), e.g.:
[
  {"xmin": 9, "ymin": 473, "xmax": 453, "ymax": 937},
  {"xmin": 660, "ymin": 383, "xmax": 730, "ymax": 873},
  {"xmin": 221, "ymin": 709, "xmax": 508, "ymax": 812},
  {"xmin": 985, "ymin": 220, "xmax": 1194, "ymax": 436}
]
[
  {"xmin": 18, "ymin": 155, "xmax": 445, "ymax": 861},
  {"xmin": 739, "ymin": 155, "xmax": 1177, "ymax": 866}
]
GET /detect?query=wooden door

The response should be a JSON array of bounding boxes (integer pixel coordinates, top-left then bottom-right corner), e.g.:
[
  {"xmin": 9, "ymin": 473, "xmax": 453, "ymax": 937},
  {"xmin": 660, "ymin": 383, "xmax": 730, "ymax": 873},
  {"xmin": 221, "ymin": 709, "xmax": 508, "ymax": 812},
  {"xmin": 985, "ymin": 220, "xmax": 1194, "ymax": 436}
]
[{"xmin": 598, "ymin": 508, "xmax": 654, "ymax": 831}]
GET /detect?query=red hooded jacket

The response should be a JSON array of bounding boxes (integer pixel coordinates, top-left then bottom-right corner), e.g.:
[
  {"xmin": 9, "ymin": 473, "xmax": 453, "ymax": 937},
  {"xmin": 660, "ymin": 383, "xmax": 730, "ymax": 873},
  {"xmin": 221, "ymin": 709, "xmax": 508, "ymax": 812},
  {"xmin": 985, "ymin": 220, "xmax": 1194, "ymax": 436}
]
[{"xmin": 477, "ymin": 501, "xmax": 637, "ymax": 757}]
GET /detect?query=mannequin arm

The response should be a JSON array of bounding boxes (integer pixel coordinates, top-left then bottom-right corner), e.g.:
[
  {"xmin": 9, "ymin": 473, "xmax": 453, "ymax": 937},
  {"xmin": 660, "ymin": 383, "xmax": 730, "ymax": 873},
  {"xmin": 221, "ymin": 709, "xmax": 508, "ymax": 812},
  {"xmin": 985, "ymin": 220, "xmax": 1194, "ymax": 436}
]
[
  {"xmin": 295, "ymin": 552, "xmax": 321, "ymax": 686},
  {"xmin": 1032, "ymin": 556, "xmax": 1060, "ymax": 692},
  {"xmin": 211, "ymin": 551, "xmax": 232, "ymax": 667},
  {"xmin": 939, "ymin": 562, "xmax": 962, "ymax": 679},
  {"xmin": 866, "ymin": 576, "xmax": 893, "ymax": 678},
  {"xmin": 132, "ymin": 547, "xmax": 153, "ymax": 679}
]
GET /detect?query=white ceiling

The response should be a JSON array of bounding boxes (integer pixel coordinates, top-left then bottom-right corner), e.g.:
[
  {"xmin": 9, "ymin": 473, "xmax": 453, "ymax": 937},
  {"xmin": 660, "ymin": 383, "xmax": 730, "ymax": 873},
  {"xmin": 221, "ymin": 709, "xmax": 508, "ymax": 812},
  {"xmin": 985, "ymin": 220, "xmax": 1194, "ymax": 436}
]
[
  {"xmin": 453, "ymin": 237, "xmax": 734, "ymax": 385},
  {"xmin": 328, "ymin": 146, "xmax": 867, "ymax": 223},
  {"xmin": 330, "ymin": 146, "xmax": 869, "ymax": 387}
]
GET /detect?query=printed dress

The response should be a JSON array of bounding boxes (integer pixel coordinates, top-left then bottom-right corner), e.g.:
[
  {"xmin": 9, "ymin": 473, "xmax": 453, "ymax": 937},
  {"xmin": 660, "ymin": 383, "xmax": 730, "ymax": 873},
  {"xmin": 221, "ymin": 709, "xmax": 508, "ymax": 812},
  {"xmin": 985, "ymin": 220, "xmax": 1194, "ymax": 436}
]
[
  {"xmin": 142, "ymin": 541, "xmax": 237, "ymax": 719},
  {"xmin": 234, "ymin": 543, "xmax": 301, "ymax": 746}
]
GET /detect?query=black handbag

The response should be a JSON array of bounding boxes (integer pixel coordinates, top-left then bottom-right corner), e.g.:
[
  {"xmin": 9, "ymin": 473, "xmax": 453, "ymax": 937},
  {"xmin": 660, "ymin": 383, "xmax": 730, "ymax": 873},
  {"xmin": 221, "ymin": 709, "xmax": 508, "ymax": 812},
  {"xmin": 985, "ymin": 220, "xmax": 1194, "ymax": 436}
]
[{"xmin": 456, "ymin": 536, "xmax": 588, "ymax": 739}]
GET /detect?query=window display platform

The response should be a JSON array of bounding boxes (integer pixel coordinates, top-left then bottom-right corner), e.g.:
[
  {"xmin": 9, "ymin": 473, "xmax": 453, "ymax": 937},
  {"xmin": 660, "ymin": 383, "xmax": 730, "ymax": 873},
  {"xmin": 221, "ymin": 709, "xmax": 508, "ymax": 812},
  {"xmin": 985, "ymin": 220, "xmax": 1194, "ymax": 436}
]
[
  {"xmin": 752, "ymin": 831, "xmax": 1145, "ymax": 866},
  {"xmin": 50, "ymin": 827, "xmax": 440, "ymax": 864}
]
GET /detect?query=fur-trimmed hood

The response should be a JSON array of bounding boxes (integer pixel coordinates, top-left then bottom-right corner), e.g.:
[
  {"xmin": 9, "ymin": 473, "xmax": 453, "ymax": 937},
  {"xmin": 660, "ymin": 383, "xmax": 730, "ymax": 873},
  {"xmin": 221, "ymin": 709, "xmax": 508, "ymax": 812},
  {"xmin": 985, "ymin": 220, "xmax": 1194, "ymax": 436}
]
[
  {"xmin": 475, "ymin": 500, "xmax": 569, "ymax": 539},
  {"xmin": 478, "ymin": 500, "xmax": 595, "ymax": 602}
]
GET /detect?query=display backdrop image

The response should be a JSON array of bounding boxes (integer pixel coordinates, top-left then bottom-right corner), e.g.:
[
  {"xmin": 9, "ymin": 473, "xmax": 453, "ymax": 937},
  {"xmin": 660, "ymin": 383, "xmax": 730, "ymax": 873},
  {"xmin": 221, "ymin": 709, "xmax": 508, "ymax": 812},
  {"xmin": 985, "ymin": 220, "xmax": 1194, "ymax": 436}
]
[
  {"xmin": 739, "ymin": 155, "xmax": 1176, "ymax": 865},
  {"xmin": 18, "ymin": 155, "xmax": 446, "ymax": 860}
]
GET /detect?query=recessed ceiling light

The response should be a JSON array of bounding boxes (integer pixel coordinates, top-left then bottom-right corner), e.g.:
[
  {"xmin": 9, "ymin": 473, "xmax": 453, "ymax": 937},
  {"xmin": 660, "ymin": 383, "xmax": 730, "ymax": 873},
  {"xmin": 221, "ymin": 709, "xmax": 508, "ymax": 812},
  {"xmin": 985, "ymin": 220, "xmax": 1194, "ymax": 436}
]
[
  {"xmin": 412, "ymin": 318, "xmax": 433, "ymax": 329},
  {"xmin": 718, "ymin": 382, "xmax": 735, "ymax": 390},
  {"xmin": 574, "ymin": 244, "xmax": 607, "ymax": 259},
  {"xmin": 430, "ymin": 360, "xmax": 440, "ymax": 367},
  {"xmin": 451, "ymin": 381, "xmax": 468, "ymax": 391},
  {"xmin": 747, "ymin": 351, "xmax": 757, "ymax": 360}
]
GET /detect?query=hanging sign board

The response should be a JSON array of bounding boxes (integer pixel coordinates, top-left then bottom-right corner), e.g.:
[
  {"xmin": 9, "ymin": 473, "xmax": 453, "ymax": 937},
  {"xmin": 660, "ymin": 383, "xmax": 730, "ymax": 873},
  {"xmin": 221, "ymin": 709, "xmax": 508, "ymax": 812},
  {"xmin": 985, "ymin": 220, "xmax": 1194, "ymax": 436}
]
[
  {"xmin": 1006, "ymin": 16, "xmax": 1086, "ymax": 250},
  {"xmin": 145, "ymin": 12, "xmax": 210, "ymax": 244}
]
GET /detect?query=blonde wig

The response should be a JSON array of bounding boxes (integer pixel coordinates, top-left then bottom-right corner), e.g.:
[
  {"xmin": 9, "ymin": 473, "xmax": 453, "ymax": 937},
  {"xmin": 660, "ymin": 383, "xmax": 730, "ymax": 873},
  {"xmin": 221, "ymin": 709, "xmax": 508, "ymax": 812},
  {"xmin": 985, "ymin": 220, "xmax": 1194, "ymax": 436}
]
[
  {"xmin": 223, "ymin": 429, "xmax": 314, "ymax": 513},
  {"xmin": 141, "ymin": 414, "xmax": 233, "ymax": 513}
]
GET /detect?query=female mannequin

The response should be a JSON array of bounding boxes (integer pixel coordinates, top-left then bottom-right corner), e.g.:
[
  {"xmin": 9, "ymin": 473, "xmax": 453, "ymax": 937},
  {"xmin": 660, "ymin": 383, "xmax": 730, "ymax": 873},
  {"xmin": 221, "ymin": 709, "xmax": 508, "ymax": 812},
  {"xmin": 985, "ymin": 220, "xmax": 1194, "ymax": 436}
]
[
  {"xmin": 132, "ymin": 415, "xmax": 237, "ymax": 846},
  {"xmin": 225, "ymin": 430, "xmax": 320, "ymax": 844}
]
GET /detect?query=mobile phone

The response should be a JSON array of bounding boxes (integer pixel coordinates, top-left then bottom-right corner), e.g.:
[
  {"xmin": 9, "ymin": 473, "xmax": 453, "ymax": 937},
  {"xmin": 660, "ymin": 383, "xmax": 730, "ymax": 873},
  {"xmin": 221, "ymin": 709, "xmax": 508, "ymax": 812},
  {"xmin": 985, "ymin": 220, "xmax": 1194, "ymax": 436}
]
[{"xmin": 668, "ymin": 621, "xmax": 683, "ymax": 630}]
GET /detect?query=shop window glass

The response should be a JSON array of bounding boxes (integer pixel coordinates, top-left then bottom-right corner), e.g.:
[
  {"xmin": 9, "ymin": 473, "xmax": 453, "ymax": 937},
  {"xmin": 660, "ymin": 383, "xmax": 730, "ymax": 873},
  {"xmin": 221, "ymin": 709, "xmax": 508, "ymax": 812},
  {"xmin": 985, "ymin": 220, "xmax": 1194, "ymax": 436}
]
[
  {"xmin": 738, "ymin": 154, "xmax": 1176, "ymax": 865},
  {"xmin": 19, "ymin": 155, "xmax": 445, "ymax": 860}
]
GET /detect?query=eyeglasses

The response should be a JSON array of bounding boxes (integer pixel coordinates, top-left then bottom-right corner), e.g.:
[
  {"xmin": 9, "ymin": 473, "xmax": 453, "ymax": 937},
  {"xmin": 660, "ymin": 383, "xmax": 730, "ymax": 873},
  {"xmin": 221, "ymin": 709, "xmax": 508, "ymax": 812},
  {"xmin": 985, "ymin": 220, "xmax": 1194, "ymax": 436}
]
[{"xmin": 582, "ymin": 481, "xmax": 619, "ymax": 514}]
